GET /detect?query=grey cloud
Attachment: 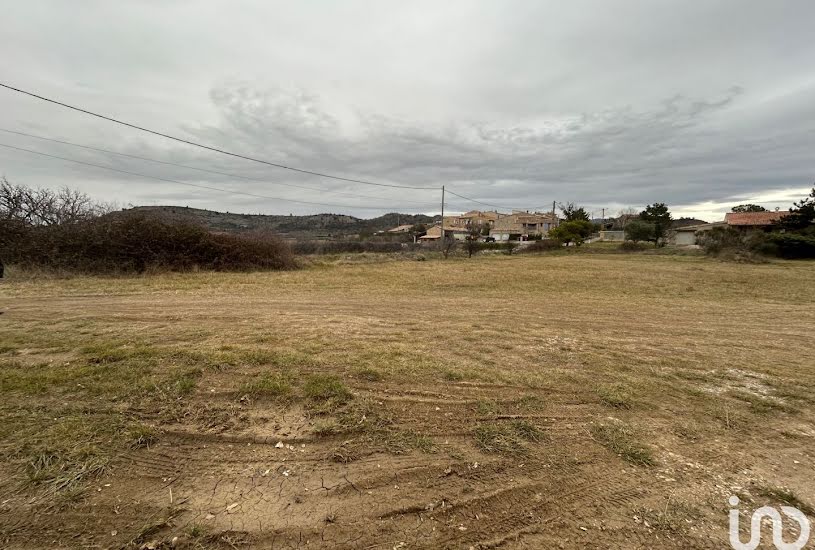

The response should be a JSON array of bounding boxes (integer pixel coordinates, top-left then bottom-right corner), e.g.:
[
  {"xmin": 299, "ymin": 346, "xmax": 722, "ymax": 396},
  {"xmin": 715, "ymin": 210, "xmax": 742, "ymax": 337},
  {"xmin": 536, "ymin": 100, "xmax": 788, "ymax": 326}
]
[
  {"xmin": 1, "ymin": 0, "xmax": 814, "ymax": 220},
  {"xmin": 177, "ymin": 82, "xmax": 811, "ymax": 211}
]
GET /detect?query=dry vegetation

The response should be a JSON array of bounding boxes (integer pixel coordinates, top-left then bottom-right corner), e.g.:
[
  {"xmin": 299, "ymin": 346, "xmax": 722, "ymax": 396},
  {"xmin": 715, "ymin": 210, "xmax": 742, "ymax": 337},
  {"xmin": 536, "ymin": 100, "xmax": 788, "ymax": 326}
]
[{"xmin": 0, "ymin": 253, "xmax": 813, "ymax": 548}]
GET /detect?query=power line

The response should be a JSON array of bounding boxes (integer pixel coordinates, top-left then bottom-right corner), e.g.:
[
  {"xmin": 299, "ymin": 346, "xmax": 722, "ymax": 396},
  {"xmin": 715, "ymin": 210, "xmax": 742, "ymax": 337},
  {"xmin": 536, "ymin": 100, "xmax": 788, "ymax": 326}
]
[
  {"xmin": 0, "ymin": 142, "xmax": 425, "ymax": 211},
  {"xmin": 0, "ymin": 82, "xmax": 437, "ymax": 190},
  {"xmin": 445, "ymin": 189, "xmax": 505, "ymax": 210},
  {"xmin": 0, "ymin": 127, "xmax": 436, "ymax": 207},
  {"xmin": 445, "ymin": 189, "xmax": 548, "ymax": 213},
  {"xmin": 445, "ymin": 188, "xmax": 562, "ymax": 216},
  {"xmin": 0, "ymin": 82, "xmax": 566, "ymax": 214}
]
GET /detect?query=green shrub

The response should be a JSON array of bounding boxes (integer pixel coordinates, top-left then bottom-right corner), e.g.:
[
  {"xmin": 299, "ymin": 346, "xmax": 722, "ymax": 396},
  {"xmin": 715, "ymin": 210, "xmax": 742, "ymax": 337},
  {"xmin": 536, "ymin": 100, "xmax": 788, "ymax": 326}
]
[
  {"xmin": 521, "ymin": 239, "xmax": 562, "ymax": 253},
  {"xmin": 764, "ymin": 233, "xmax": 815, "ymax": 259},
  {"xmin": 549, "ymin": 220, "xmax": 593, "ymax": 246},
  {"xmin": 698, "ymin": 228, "xmax": 815, "ymax": 259},
  {"xmin": 624, "ymin": 220, "xmax": 656, "ymax": 244},
  {"xmin": 697, "ymin": 227, "xmax": 740, "ymax": 255}
]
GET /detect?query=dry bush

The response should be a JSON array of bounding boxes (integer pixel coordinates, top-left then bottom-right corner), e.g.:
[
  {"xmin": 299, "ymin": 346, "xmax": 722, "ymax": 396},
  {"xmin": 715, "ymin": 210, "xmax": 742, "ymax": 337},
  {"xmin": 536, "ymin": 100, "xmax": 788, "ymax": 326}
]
[
  {"xmin": 4, "ymin": 213, "xmax": 296, "ymax": 273},
  {"xmin": 1, "ymin": 180, "xmax": 295, "ymax": 274},
  {"xmin": 291, "ymin": 241, "xmax": 407, "ymax": 254}
]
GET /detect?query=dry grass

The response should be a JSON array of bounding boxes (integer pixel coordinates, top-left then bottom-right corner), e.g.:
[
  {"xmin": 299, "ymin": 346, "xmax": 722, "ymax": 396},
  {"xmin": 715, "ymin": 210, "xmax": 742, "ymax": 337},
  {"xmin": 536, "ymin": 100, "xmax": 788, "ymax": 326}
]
[
  {"xmin": 0, "ymin": 253, "xmax": 813, "ymax": 547},
  {"xmin": 590, "ymin": 421, "xmax": 656, "ymax": 466},
  {"xmin": 239, "ymin": 371, "xmax": 294, "ymax": 398},
  {"xmin": 474, "ymin": 420, "xmax": 543, "ymax": 455},
  {"xmin": 754, "ymin": 485, "xmax": 815, "ymax": 516}
]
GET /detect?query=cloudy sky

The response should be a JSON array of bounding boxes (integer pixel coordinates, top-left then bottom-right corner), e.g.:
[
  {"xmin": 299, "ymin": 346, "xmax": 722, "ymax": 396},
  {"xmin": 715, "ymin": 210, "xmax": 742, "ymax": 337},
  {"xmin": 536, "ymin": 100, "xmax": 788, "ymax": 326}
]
[{"xmin": 1, "ymin": 1, "xmax": 813, "ymax": 220}]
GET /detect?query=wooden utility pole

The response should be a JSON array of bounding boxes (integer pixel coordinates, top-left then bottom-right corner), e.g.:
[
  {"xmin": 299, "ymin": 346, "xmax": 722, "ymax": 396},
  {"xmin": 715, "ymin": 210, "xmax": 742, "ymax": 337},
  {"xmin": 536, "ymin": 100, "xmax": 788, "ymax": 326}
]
[
  {"xmin": 552, "ymin": 200, "xmax": 557, "ymax": 226},
  {"xmin": 439, "ymin": 185, "xmax": 445, "ymax": 253}
]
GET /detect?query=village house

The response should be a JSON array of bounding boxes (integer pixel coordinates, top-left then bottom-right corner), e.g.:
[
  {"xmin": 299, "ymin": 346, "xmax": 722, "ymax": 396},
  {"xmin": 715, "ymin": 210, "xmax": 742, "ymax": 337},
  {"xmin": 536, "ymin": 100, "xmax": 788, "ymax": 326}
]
[
  {"xmin": 441, "ymin": 211, "xmax": 500, "ymax": 236},
  {"xmin": 672, "ymin": 222, "xmax": 726, "ymax": 246},
  {"xmin": 451, "ymin": 210, "xmax": 500, "ymax": 229},
  {"xmin": 723, "ymin": 211, "xmax": 788, "ymax": 231},
  {"xmin": 418, "ymin": 210, "xmax": 503, "ymax": 242},
  {"xmin": 672, "ymin": 211, "xmax": 786, "ymax": 246},
  {"xmin": 489, "ymin": 211, "xmax": 559, "ymax": 241},
  {"xmin": 417, "ymin": 223, "xmax": 470, "ymax": 242}
]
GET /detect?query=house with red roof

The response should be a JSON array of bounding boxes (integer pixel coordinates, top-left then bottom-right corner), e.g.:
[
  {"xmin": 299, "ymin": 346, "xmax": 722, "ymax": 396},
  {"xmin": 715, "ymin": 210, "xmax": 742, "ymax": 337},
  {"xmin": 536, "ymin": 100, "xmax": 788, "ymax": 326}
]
[{"xmin": 724, "ymin": 211, "xmax": 788, "ymax": 230}]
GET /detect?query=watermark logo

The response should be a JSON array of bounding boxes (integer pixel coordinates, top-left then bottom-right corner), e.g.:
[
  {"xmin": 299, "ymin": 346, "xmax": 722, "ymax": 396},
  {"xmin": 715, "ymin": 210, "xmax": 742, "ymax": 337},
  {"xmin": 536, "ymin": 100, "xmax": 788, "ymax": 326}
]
[{"xmin": 729, "ymin": 495, "xmax": 810, "ymax": 550}]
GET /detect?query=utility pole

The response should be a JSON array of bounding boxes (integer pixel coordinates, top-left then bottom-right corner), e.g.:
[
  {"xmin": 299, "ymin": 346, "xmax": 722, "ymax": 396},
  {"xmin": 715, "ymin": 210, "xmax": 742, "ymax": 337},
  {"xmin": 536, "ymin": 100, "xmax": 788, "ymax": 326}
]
[
  {"xmin": 552, "ymin": 200, "xmax": 557, "ymax": 226},
  {"xmin": 439, "ymin": 185, "xmax": 445, "ymax": 254}
]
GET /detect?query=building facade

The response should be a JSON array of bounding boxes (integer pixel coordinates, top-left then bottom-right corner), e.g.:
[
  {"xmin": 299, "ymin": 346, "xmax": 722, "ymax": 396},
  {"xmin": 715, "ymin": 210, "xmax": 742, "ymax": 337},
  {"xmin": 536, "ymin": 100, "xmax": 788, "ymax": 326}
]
[{"xmin": 489, "ymin": 212, "xmax": 559, "ymax": 241}]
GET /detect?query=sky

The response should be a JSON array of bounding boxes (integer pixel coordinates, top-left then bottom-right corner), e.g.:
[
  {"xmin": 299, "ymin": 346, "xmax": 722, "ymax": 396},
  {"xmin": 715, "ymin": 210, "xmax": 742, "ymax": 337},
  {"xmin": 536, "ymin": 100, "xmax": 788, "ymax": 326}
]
[{"xmin": 1, "ymin": 1, "xmax": 814, "ymax": 221}]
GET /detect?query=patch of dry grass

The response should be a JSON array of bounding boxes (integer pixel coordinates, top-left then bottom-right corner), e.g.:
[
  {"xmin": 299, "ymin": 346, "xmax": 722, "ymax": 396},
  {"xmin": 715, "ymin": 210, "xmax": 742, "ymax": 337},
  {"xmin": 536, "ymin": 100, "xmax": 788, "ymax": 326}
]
[
  {"xmin": 0, "ymin": 253, "xmax": 812, "ymax": 527},
  {"xmin": 590, "ymin": 421, "xmax": 655, "ymax": 466},
  {"xmin": 474, "ymin": 420, "xmax": 543, "ymax": 455}
]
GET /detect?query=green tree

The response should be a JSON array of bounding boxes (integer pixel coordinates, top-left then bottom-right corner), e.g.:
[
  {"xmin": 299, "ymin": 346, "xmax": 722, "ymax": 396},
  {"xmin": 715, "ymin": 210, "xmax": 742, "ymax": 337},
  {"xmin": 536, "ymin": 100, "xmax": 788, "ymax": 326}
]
[
  {"xmin": 408, "ymin": 223, "xmax": 427, "ymax": 243},
  {"xmin": 624, "ymin": 220, "xmax": 656, "ymax": 243},
  {"xmin": 559, "ymin": 202, "xmax": 590, "ymax": 222},
  {"xmin": 638, "ymin": 203, "xmax": 672, "ymax": 246},
  {"xmin": 548, "ymin": 220, "xmax": 593, "ymax": 246},
  {"xmin": 775, "ymin": 187, "xmax": 815, "ymax": 234},
  {"xmin": 731, "ymin": 204, "xmax": 766, "ymax": 212},
  {"xmin": 409, "ymin": 223, "xmax": 427, "ymax": 235}
]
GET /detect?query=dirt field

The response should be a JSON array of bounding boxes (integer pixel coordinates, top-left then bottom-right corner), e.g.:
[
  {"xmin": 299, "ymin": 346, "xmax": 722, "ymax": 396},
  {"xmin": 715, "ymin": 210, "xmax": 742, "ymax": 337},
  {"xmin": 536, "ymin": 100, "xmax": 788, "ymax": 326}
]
[{"xmin": 1, "ymin": 253, "xmax": 813, "ymax": 549}]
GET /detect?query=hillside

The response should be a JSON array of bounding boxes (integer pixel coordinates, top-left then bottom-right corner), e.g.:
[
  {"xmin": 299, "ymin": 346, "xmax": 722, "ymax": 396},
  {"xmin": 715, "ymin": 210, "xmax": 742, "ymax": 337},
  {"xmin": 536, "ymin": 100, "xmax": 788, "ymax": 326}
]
[{"xmin": 114, "ymin": 206, "xmax": 439, "ymax": 239}]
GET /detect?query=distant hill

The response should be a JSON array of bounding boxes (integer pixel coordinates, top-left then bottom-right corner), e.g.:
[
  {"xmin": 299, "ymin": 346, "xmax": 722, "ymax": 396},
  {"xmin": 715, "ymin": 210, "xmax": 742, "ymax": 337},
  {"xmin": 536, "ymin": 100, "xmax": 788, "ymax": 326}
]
[{"xmin": 112, "ymin": 206, "xmax": 439, "ymax": 239}]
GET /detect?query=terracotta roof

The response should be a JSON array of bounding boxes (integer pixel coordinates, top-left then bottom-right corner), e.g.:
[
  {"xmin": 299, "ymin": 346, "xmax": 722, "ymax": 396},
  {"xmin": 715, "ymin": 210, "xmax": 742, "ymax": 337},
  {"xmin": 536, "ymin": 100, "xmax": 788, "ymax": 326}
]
[
  {"xmin": 724, "ymin": 211, "xmax": 787, "ymax": 226},
  {"xmin": 454, "ymin": 211, "xmax": 500, "ymax": 223},
  {"xmin": 419, "ymin": 224, "xmax": 469, "ymax": 239}
]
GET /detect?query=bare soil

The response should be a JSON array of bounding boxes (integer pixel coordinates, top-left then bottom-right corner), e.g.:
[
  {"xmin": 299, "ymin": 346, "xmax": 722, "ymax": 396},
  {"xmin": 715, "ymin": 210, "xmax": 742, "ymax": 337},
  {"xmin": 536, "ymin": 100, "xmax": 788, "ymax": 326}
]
[{"xmin": 0, "ymin": 253, "xmax": 813, "ymax": 548}]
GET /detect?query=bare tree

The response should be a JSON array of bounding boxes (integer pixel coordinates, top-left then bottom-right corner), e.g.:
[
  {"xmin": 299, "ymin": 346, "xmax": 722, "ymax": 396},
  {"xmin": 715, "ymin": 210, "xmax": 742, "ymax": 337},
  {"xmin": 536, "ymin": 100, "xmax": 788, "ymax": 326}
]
[
  {"xmin": 1, "ymin": 179, "xmax": 112, "ymax": 276},
  {"xmin": 0, "ymin": 178, "xmax": 109, "ymax": 226},
  {"xmin": 441, "ymin": 236, "xmax": 457, "ymax": 259},
  {"xmin": 612, "ymin": 207, "xmax": 639, "ymax": 230}
]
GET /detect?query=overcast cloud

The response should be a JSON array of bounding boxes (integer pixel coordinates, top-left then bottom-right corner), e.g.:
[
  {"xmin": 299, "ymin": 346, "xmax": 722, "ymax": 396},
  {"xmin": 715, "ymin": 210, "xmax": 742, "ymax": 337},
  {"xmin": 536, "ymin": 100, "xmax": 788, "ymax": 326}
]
[{"xmin": 1, "ymin": 0, "xmax": 814, "ymax": 220}]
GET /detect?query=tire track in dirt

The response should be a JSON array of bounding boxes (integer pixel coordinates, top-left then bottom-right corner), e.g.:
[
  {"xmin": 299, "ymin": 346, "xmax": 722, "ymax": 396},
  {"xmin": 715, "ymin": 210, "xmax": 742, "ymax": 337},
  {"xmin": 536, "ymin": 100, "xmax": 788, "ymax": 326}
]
[
  {"xmin": 407, "ymin": 468, "xmax": 646, "ymax": 548},
  {"xmin": 100, "ymin": 376, "xmax": 612, "ymax": 547}
]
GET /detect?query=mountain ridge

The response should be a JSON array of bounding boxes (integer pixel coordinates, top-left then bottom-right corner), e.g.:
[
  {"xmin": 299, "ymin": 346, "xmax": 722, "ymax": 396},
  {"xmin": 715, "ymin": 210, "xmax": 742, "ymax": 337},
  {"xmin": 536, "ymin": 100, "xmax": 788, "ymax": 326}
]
[{"xmin": 114, "ymin": 206, "xmax": 439, "ymax": 239}]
